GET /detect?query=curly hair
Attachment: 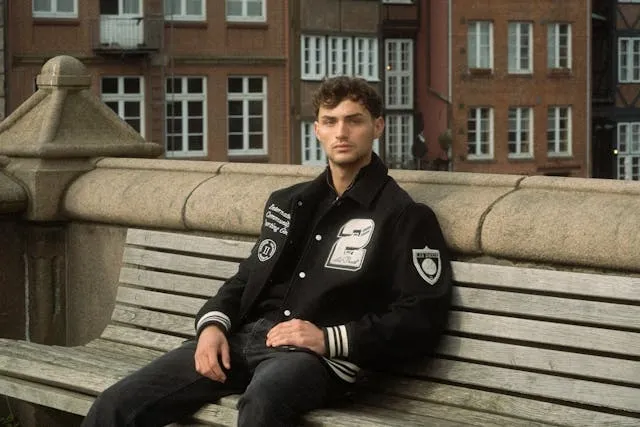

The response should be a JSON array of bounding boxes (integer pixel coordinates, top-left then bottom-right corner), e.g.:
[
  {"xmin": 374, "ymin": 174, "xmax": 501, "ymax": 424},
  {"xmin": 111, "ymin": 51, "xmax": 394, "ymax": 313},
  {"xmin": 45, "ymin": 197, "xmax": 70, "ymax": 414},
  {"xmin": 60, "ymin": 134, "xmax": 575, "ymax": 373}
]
[{"xmin": 312, "ymin": 76, "xmax": 382, "ymax": 119}]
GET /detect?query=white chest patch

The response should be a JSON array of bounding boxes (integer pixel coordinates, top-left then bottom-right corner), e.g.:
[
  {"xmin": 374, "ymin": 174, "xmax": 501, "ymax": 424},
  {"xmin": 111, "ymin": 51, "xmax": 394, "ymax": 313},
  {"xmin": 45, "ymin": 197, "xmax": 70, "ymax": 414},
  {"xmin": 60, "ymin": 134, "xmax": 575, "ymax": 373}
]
[
  {"xmin": 258, "ymin": 239, "xmax": 277, "ymax": 262},
  {"xmin": 325, "ymin": 218, "xmax": 375, "ymax": 271},
  {"xmin": 412, "ymin": 245, "xmax": 441, "ymax": 285}
]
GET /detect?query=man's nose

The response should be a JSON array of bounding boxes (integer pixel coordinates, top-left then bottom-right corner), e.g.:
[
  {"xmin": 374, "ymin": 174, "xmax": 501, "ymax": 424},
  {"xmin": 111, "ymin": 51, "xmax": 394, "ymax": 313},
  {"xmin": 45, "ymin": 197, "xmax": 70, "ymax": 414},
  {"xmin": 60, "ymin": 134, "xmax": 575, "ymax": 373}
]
[{"xmin": 336, "ymin": 120, "xmax": 348, "ymax": 137}]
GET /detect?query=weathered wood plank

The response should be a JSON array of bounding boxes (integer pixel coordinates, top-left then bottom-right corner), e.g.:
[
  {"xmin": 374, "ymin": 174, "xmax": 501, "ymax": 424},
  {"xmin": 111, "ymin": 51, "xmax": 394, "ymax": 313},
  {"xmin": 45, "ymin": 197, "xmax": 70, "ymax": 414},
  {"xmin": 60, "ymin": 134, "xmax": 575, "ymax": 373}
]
[
  {"xmin": 115, "ymin": 286, "xmax": 206, "ymax": 317},
  {"xmin": 119, "ymin": 267, "xmax": 224, "ymax": 297},
  {"xmin": 126, "ymin": 228, "xmax": 253, "ymax": 259},
  {"xmin": 122, "ymin": 247, "xmax": 240, "ymax": 279},
  {"xmin": 111, "ymin": 305, "xmax": 195, "ymax": 337},
  {"xmin": 85, "ymin": 339, "xmax": 165, "ymax": 362},
  {"xmin": 454, "ymin": 287, "xmax": 638, "ymax": 330},
  {"xmin": 448, "ymin": 311, "xmax": 640, "ymax": 356},
  {"xmin": 404, "ymin": 358, "xmax": 640, "ymax": 412},
  {"xmin": 438, "ymin": 335, "xmax": 640, "ymax": 385},
  {"xmin": 100, "ymin": 325, "xmax": 185, "ymax": 352},
  {"xmin": 362, "ymin": 378, "xmax": 640, "ymax": 427},
  {"xmin": 452, "ymin": 261, "xmax": 640, "ymax": 302}
]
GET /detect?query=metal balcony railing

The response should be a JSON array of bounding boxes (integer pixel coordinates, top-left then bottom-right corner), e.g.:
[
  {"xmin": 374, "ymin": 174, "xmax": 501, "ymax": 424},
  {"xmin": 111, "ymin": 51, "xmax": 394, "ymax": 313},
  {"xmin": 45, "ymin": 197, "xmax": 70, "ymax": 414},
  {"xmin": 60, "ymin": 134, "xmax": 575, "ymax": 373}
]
[{"xmin": 91, "ymin": 15, "xmax": 163, "ymax": 53}]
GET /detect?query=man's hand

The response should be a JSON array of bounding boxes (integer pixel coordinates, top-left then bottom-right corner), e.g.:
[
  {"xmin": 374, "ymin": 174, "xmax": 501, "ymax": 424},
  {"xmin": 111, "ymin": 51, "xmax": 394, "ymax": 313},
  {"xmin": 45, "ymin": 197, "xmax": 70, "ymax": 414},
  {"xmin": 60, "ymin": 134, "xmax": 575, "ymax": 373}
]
[
  {"xmin": 194, "ymin": 325, "xmax": 230, "ymax": 383},
  {"xmin": 266, "ymin": 319, "xmax": 326, "ymax": 355}
]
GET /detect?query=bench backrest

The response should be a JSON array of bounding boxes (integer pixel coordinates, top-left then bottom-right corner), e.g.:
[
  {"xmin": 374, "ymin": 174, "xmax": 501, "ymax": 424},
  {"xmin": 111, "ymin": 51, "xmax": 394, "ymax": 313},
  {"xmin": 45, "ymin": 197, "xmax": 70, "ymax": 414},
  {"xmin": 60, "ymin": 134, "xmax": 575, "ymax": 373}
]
[{"xmin": 105, "ymin": 229, "xmax": 640, "ymax": 426}]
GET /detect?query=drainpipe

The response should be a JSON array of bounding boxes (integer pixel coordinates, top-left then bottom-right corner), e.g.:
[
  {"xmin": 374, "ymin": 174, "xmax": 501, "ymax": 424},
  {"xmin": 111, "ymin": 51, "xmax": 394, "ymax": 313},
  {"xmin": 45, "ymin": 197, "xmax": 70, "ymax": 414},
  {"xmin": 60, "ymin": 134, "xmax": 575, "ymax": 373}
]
[
  {"xmin": 586, "ymin": 1, "xmax": 592, "ymax": 177},
  {"xmin": 448, "ymin": 0, "xmax": 453, "ymax": 171}
]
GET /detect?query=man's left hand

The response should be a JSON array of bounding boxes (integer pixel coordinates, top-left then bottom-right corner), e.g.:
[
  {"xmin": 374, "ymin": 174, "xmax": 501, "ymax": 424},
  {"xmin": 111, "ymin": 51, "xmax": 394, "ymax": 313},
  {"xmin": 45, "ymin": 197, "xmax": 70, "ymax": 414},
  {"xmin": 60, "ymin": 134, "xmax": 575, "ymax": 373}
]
[{"xmin": 266, "ymin": 319, "xmax": 325, "ymax": 355}]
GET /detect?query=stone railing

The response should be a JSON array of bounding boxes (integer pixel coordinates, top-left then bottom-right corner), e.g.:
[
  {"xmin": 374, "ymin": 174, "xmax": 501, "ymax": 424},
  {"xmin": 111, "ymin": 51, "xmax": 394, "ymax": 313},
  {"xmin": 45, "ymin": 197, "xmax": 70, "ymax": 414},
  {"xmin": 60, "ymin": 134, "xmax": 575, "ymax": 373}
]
[{"xmin": 1, "ymin": 56, "xmax": 639, "ymax": 350}]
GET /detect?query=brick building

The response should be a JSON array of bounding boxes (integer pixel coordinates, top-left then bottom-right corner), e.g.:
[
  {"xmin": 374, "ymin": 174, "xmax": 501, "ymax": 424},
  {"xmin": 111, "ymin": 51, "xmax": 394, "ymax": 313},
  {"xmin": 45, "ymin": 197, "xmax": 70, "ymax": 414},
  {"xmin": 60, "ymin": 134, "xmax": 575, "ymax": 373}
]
[
  {"xmin": 6, "ymin": 0, "xmax": 290, "ymax": 163},
  {"xmin": 450, "ymin": 0, "xmax": 591, "ymax": 177}
]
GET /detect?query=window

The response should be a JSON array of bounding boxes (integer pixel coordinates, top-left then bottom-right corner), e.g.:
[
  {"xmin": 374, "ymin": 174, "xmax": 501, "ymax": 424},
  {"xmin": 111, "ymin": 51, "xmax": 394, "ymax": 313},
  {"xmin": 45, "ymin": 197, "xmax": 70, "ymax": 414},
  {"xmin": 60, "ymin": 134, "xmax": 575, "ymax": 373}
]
[
  {"xmin": 301, "ymin": 35, "xmax": 326, "ymax": 80},
  {"xmin": 301, "ymin": 35, "xmax": 378, "ymax": 81},
  {"xmin": 355, "ymin": 37, "xmax": 379, "ymax": 81},
  {"xmin": 385, "ymin": 114, "xmax": 413, "ymax": 169},
  {"xmin": 508, "ymin": 107, "xmax": 533, "ymax": 158},
  {"xmin": 101, "ymin": 76, "xmax": 145, "ymax": 138},
  {"xmin": 617, "ymin": 122, "xmax": 640, "ymax": 180},
  {"xmin": 467, "ymin": 107, "xmax": 493, "ymax": 159},
  {"xmin": 508, "ymin": 22, "xmax": 532, "ymax": 74},
  {"xmin": 468, "ymin": 21, "xmax": 493, "ymax": 70},
  {"xmin": 328, "ymin": 37, "xmax": 353, "ymax": 77},
  {"xmin": 619, "ymin": 38, "xmax": 640, "ymax": 83},
  {"xmin": 385, "ymin": 39, "xmax": 413, "ymax": 109},
  {"xmin": 33, "ymin": 0, "xmax": 77, "ymax": 18},
  {"xmin": 165, "ymin": 77, "xmax": 207, "ymax": 157},
  {"xmin": 548, "ymin": 23, "xmax": 572, "ymax": 70},
  {"xmin": 226, "ymin": 0, "xmax": 265, "ymax": 22},
  {"xmin": 547, "ymin": 106, "xmax": 572, "ymax": 156},
  {"xmin": 301, "ymin": 122, "xmax": 326, "ymax": 165},
  {"xmin": 228, "ymin": 77, "xmax": 267, "ymax": 155},
  {"xmin": 164, "ymin": 0, "xmax": 205, "ymax": 20}
]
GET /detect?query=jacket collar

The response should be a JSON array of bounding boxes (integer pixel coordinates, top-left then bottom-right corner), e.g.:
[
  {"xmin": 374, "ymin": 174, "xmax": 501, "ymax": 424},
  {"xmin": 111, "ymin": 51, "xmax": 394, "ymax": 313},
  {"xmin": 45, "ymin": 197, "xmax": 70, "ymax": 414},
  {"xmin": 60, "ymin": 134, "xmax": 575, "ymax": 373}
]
[{"xmin": 296, "ymin": 152, "xmax": 389, "ymax": 209}]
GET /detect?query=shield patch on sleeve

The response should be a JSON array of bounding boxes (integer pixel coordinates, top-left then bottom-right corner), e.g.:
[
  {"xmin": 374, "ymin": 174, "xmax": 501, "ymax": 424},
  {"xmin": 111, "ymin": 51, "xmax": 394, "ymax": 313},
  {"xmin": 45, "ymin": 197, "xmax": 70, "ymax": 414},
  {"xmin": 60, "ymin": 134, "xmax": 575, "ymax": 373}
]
[{"xmin": 412, "ymin": 245, "xmax": 441, "ymax": 285}]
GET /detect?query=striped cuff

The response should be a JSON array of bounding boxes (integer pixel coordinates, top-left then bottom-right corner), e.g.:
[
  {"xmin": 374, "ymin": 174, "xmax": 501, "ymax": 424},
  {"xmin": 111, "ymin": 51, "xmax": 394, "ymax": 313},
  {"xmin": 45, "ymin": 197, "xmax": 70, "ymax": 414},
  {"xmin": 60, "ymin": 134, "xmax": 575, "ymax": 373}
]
[
  {"xmin": 323, "ymin": 325, "xmax": 349, "ymax": 358},
  {"xmin": 196, "ymin": 311, "xmax": 231, "ymax": 335}
]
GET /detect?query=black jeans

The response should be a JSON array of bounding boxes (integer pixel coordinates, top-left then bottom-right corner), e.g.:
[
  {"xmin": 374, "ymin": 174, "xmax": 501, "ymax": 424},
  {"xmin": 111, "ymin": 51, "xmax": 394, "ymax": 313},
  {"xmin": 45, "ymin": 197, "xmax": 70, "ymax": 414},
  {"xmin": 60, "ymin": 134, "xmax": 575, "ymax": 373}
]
[{"xmin": 81, "ymin": 319, "xmax": 347, "ymax": 427}]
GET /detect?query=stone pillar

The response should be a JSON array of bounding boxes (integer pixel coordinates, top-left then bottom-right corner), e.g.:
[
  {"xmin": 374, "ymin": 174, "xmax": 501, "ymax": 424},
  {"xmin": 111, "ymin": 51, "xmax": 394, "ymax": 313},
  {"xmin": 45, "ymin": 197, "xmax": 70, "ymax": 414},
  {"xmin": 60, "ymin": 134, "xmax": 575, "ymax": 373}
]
[{"xmin": 0, "ymin": 55, "xmax": 162, "ymax": 345}]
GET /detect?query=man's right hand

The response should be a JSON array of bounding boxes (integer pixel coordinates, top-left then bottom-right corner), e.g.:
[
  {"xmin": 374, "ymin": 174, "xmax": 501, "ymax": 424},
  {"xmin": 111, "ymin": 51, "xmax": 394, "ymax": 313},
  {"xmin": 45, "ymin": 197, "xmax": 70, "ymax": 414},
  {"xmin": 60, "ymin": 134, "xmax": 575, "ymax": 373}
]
[{"xmin": 194, "ymin": 325, "xmax": 231, "ymax": 383}]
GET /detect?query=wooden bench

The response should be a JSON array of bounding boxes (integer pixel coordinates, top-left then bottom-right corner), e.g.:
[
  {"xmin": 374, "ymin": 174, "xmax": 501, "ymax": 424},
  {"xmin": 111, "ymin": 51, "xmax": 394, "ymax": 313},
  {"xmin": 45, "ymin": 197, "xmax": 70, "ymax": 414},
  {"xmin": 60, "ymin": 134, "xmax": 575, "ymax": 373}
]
[{"xmin": 1, "ymin": 228, "xmax": 639, "ymax": 426}]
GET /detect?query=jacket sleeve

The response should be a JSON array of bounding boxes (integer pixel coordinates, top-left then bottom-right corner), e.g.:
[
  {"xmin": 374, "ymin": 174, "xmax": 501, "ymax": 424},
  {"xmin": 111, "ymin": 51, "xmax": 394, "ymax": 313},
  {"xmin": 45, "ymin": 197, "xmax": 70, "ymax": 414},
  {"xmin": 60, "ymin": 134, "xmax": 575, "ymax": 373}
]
[{"xmin": 324, "ymin": 203, "xmax": 453, "ymax": 367}]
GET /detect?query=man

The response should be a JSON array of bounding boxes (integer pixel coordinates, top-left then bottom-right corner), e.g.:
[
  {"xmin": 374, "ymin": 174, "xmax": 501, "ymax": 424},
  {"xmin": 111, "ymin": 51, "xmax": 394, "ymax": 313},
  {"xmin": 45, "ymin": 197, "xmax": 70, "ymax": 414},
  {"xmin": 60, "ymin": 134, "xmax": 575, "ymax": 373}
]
[{"xmin": 82, "ymin": 76, "xmax": 452, "ymax": 426}]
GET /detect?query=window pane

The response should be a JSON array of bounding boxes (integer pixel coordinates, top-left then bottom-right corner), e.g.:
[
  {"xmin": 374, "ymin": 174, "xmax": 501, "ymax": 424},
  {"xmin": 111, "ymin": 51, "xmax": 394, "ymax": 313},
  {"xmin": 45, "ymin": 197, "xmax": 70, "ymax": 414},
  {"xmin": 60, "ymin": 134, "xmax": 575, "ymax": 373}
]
[
  {"xmin": 249, "ymin": 117, "xmax": 262, "ymax": 132},
  {"xmin": 229, "ymin": 117, "xmax": 243, "ymax": 133},
  {"xmin": 58, "ymin": 0, "xmax": 74, "ymax": 12},
  {"xmin": 166, "ymin": 101, "xmax": 182, "ymax": 116},
  {"xmin": 100, "ymin": 0, "xmax": 118, "ymax": 14},
  {"xmin": 105, "ymin": 101, "xmax": 118, "ymax": 113},
  {"xmin": 228, "ymin": 134, "xmax": 243, "ymax": 150},
  {"xmin": 228, "ymin": 101, "xmax": 243, "ymax": 116},
  {"xmin": 188, "ymin": 118, "xmax": 203, "ymax": 133},
  {"xmin": 101, "ymin": 78, "xmax": 118, "ymax": 94},
  {"xmin": 123, "ymin": 0, "xmax": 139, "ymax": 14},
  {"xmin": 188, "ymin": 135, "xmax": 203, "ymax": 151},
  {"xmin": 186, "ymin": 0, "xmax": 201, "ymax": 15},
  {"xmin": 167, "ymin": 78, "xmax": 182, "ymax": 94},
  {"xmin": 247, "ymin": 0, "xmax": 262, "ymax": 16},
  {"xmin": 248, "ymin": 100, "xmax": 262, "ymax": 115},
  {"xmin": 165, "ymin": 0, "xmax": 180, "ymax": 15},
  {"xmin": 124, "ymin": 77, "xmax": 140, "ymax": 94},
  {"xmin": 187, "ymin": 78, "xmax": 203, "ymax": 93},
  {"xmin": 167, "ymin": 135, "xmax": 182, "ymax": 151},
  {"xmin": 34, "ymin": 0, "xmax": 52, "ymax": 12},
  {"xmin": 168, "ymin": 118, "xmax": 182, "ymax": 133},
  {"xmin": 188, "ymin": 101, "xmax": 203, "ymax": 116},
  {"xmin": 227, "ymin": 0, "xmax": 242, "ymax": 16},
  {"xmin": 125, "ymin": 119, "xmax": 141, "ymax": 132},
  {"xmin": 249, "ymin": 134, "xmax": 263, "ymax": 149},
  {"xmin": 124, "ymin": 101, "xmax": 140, "ymax": 116},
  {"xmin": 228, "ymin": 78, "xmax": 243, "ymax": 93},
  {"xmin": 248, "ymin": 78, "xmax": 263, "ymax": 93}
]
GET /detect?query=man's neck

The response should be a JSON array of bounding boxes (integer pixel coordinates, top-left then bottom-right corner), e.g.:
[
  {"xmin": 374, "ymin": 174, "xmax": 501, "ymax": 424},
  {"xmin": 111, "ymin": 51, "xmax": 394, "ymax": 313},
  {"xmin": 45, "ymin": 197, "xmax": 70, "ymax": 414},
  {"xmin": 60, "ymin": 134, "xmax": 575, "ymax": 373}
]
[{"xmin": 330, "ymin": 167, "xmax": 358, "ymax": 197}]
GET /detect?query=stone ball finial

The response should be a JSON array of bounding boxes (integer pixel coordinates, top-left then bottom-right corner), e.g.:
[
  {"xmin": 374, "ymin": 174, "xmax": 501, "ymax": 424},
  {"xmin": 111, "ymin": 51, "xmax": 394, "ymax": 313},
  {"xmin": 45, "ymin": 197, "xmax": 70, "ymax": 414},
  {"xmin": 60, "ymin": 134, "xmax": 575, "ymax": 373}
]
[{"xmin": 36, "ymin": 55, "xmax": 92, "ymax": 90}]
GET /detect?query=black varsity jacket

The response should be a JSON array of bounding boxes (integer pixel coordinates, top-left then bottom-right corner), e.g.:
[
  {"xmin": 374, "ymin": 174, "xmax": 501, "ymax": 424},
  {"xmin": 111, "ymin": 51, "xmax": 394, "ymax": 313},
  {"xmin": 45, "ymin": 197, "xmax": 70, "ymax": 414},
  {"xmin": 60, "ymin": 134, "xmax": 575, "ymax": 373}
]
[{"xmin": 195, "ymin": 154, "xmax": 453, "ymax": 382}]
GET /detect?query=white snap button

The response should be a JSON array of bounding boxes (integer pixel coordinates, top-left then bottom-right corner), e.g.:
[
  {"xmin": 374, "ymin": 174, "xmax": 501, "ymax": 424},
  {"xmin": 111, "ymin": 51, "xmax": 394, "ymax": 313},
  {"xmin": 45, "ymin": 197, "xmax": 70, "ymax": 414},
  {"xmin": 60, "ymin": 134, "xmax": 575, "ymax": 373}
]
[
  {"xmin": 299, "ymin": 272, "xmax": 306, "ymax": 278},
  {"xmin": 297, "ymin": 201, "xmax": 303, "ymax": 207},
  {"xmin": 315, "ymin": 234, "xmax": 322, "ymax": 241},
  {"xmin": 284, "ymin": 309, "xmax": 291, "ymax": 316}
]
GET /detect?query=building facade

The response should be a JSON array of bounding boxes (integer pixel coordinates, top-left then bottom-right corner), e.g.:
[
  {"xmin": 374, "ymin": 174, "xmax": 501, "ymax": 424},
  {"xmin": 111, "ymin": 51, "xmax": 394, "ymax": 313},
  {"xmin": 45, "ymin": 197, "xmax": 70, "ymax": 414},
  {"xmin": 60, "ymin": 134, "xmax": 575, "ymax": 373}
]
[
  {"xmin": 6, "ymin": 0, "xmax": 290, "ymax": 163},
  {"xmin": 450, "ymin": 0, "xmax": 591, "ymax": 177}
]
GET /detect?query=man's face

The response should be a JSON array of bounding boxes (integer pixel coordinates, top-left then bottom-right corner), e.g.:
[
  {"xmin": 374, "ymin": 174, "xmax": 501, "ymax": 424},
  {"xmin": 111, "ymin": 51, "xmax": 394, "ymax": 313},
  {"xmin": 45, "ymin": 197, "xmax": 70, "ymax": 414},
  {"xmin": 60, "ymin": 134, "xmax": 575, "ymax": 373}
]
[{"xmin": 314, "ymin": 99, "xmax": 384, "ymax": 170}]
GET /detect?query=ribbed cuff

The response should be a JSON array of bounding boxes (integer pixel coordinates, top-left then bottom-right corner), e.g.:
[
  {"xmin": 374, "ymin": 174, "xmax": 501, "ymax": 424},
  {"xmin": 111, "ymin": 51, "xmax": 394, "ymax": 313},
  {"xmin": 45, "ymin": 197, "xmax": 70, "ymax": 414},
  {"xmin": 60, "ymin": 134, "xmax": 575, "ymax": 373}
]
[
  {"xmin": 196, "ymin": 311, "xmax": 231, "ymax": 336},
  {"xmin": 323, "ymin": 325, "xmax": 349, "ymax": 358}
]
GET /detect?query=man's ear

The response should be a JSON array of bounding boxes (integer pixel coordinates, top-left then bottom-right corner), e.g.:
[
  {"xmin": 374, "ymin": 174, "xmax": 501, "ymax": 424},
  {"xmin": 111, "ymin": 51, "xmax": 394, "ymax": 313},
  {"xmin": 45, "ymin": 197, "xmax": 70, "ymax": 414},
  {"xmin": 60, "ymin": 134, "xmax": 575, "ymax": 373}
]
[{"xmin": 374, "ymin": 116, "xmax": 385, "ymax": 139}]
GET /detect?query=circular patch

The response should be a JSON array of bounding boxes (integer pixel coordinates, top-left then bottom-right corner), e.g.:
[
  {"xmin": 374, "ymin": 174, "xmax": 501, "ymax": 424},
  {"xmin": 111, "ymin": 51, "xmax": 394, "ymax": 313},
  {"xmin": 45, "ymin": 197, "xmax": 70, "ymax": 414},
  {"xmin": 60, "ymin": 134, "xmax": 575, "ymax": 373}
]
[
  {"xmin": 257, "ymin": 239, "xmax": 277, "ymax": 262},
  {"xmin": 421, "ymin": 258, "xmax": 438, "ymax": 275}
]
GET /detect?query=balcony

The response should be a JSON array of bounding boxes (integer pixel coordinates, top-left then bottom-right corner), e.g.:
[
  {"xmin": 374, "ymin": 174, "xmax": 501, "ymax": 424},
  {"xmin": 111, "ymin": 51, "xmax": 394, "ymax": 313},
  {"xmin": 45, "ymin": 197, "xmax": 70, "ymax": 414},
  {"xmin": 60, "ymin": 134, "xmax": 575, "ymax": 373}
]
[{"xmin": 91, "ymin": 15, "xmax": 163, "ymax": 54}]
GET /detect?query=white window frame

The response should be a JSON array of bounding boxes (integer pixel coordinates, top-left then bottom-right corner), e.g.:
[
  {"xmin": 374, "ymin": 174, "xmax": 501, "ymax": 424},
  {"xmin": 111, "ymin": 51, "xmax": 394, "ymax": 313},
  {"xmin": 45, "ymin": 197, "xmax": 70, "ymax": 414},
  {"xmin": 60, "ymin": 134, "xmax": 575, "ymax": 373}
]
[
  {"xmin": 618, "ymin": 37, "xmax": 640, "ymax": 83},
  {"xmin": 468, "ymin": 21, "xmax": 493, "ymax": 70},
  {"xmin": 301, "ymin": 121, "xmax": 326, "ymax": 166},
  {"xmin": 385, "ymin": 39, "xmax": 414, "ymax": 109},
  {"xmin": 165, "ymin": 77, "xmax": 207, "ymax": 158},
  {"xmin": 508, "ymin": 22, "xmax": 533, "ymax": 74},
  {"xmin": 547, "ymin": 106, "xmax": 572, "ymax": 157},
  {"xmin": 33, "ymin": 0, "xmax": 77, "ymax": 18},
  {"xmin": 616, "ymin": 122, "xmax": 640, "ymax": 180},
  {"xmin": 301, "ymin": 35, "xmax": 326, "ymax": 80},
  {"xmin": 548, "ymin": 23, "xmax": 572, "ymax": 70},
  {"xmin": 467, "ymin": 107, "xmax": 494, "ymax": 160},
  {"xmin": 382, "ymin": 0, "xmax": 413, "ymax": 3},
  {"xmin": 101, "ymin": 76, "xmax": 146, "ymax": 138},
  {"xmin": 328, "ymin": 36, "xmax": 353, "ymax": 77},
  {"xmin": 164, "ymin": 0, "xmax": 206, "ymax": 21},
  {"xmin": 508, "ymin": 107, "xmax": 533, "ymax": 159},
  {"xmin": 227, "ymin": 76, "xmax": 268, "ymax": 156},
  {"xmin": 385, "ymin": 114, "xmax": 413, "ymax": 169},
  {"xmin": 226, "ymin": 0, "xmax": 266, "ymax": 22},
  {"xmin": 354, "ymin": 37, "xmax": 379, "ymax": 81}
]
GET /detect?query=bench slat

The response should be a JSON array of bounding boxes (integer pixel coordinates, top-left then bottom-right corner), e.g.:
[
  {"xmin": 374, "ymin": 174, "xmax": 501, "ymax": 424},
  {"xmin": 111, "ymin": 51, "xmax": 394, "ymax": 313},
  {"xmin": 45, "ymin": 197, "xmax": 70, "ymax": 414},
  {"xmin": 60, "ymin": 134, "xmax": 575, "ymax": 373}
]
[
  {"xmin": 100, "ymin": 325, "xmax": 185, "ymax": 352},
  {"xmin": 416, "ymin": 358, "xmax": 640, "ymax": 412},
  {"xmin": 364, "ymin": 377, "xmax": 640, "ymax": 427},
  {"xmin": 452, "ymin": 261, "xmax": 640, "ymax": 303},
  {"xmin": 85, "ymin": 339, "xmax": 164, "ymax": 361},
  {"xmin": 449, "ymin": 311, "xmax": 640, "ymax": 356},
  {"xmin": 115, "ymin": 286, "xmax": 206, "ymax": 317},
  {"xmin": 111, "ymin": 305, "xmax": 195, "ymax": 337},
  {"xmin": 455, "ymin": 287, "xmax": 638, "ymax": 330},
  {"xmin": 126, "ymin": 228, "xmax": 253, "ymax": 259},
  {"xmin": 438, "ymin": 335, "xmax": 640, "ymax": 385},
  {"xmin": 122, "ymin": 247, "xmax": 240, "ymax": 279},
  {"xmin": 119, "ymin": 267, "xmax": 223, "ymax": 297}
]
